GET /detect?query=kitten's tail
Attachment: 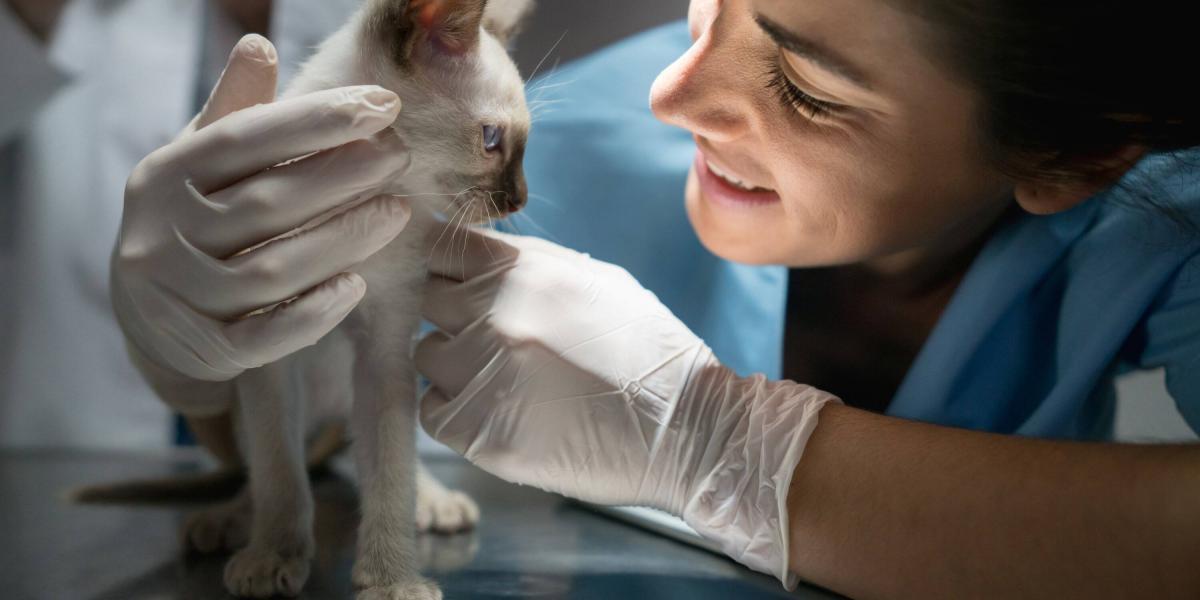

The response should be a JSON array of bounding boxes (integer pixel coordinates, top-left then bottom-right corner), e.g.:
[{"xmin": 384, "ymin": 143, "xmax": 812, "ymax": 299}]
[
  {"xmin": 69, "ymin": 468, "xmax": 246, "ymax": 505},
  {"xmin": 68, "ymin": 422, "xmax": 349, "ymax": 505}
]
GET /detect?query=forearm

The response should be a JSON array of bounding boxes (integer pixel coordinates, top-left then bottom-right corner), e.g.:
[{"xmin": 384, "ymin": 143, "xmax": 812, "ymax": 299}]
[
  {"xmin": 787, "ymin": 404, "xmax": 1200, "ymax": 599},
  {"xmin": 4, "ymin": 0, "xmax": 70, "ymax": 41}
]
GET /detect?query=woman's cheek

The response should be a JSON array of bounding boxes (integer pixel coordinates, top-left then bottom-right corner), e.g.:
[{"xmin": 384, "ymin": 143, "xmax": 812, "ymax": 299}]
[{"xmin": 770, "ymin": 149, "xmax": 882, "ymax": 262}]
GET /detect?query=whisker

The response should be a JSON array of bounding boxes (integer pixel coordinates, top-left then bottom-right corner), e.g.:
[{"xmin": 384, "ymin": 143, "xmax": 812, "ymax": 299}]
[
  {"xmin": 530, "ymin": 79, "xmax": 576, "ymax": 95},
  {"xmin": 526, "ymin": 30, "xmax": 569, "ymax": 85},
  {"xmin": 386, "ymin": 192, "xmax": 468, "ymax": 198},
  {"xmin": 443, "ymin": 201, "xmax": 469, "ymax": 277},
  {"xmin": 459, "ymin": 202, "xmax": 477, "ymax": 281},
  {"xmin": 527, "ymin": 193, "xmax": 563, "ymax": 211},
  {"xmin": 530, "ymin": 63, "xmax": 568, "ymax": 101},
  {"xmin": 502, "ymin": 215, "xmax": 523, "ymax": 236},
  {"xmin": 429, "ymin": 199, "xmax": 471, "ymax": 264},
  {"xmin": 511, "ymin": 211, "xmax": 562, "ymax": 244},
  {"xmin": 427, "ymin": 186, "xmax": 479, "ymax": 263},
  {"xmin": 530, "ymin": 110, "xmax": 562, "ymax": 123},
  {"xmin": 485, "ymin": 192, "xmax": 503, "ymax": 223},
  {"xmin": 530, "ymin": 103, "xmax": 566, "ymax": 119},
  {"xmin": 480, "ymin": 196, "xmax": 499, "ymax": 263}
]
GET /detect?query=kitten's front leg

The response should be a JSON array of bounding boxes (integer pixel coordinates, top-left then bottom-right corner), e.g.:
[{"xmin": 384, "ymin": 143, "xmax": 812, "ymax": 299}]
[
  {"xmin": 351, "ymin": 333, "xmax": 440, "ymax": 600},
  {"xmin": 224, "ymin": 365, "xmax": 315, "ymax": 598}
]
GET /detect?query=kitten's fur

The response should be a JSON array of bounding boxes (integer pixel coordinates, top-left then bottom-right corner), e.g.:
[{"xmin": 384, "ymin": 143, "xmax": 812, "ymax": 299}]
[{"xmin": 209, "ymin": 1, "xmax": 532, "ymax": 598}]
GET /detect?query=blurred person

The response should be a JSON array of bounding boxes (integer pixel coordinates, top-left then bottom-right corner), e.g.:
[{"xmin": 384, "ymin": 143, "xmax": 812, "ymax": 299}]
[{"xmin": 0, "ymin": 0, "xmax": 363, "ymax": 448}]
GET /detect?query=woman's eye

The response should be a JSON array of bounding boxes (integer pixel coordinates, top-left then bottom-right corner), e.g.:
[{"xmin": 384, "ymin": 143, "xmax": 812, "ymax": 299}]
[
  {"xmin": 765, "ymin": 59, "xmax": 845, "ymax": 122},
  {"xmin": 483, "ymin": 125, "xmax": 504, "ymax": 153}
]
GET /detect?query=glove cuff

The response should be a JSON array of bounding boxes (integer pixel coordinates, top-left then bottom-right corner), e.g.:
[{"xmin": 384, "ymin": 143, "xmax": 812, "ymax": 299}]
[{"xmin": 679, "ymin": 375, "xmax": 841, "ymax": 590}]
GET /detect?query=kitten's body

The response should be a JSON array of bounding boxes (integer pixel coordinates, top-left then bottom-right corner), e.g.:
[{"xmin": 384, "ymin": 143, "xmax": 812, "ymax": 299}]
[{"xmin": 205, "ymin": 1, "xmax": 532, "ymax": 598}]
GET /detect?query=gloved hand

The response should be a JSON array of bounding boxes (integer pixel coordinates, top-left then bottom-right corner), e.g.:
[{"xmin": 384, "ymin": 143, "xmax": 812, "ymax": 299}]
[
  {"xmin": 111, "ymin": 34, "xmax": 412, "ymax": 383},
  {"xmin": 415, "ymin": 229, "xmax": 841, "ymax": 588}
]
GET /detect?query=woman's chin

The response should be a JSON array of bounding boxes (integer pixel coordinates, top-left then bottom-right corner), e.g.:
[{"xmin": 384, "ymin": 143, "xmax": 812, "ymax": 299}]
[{"xmin": 685, "ymin": 172, "xmax": 789, "ymax": 266}]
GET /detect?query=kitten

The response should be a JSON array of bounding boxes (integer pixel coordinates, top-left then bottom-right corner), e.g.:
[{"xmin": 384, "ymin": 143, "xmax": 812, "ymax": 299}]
[{"xmin": 208, "ymin": 1, "xmax": 532, "ymax": 598}]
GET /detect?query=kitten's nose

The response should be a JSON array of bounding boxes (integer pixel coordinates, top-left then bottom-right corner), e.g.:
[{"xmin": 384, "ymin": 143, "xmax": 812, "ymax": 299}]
[{"xmin": 502, "ymin": 167, "xmax": 527, "ymax": 214}]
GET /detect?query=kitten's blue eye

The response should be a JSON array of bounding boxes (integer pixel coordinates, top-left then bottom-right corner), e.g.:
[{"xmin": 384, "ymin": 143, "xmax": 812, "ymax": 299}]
[{"xmin": 483, "ymin": 125, "xmax": 503, "ymax": 153}]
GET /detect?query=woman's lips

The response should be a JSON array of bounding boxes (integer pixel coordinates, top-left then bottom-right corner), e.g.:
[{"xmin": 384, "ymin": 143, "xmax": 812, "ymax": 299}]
[{"xmin": 694, "ymin": 151, "xmax": 781, "ymax": 209}]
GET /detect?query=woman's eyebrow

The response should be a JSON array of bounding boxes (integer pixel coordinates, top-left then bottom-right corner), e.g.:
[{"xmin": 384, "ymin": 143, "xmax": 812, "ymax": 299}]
[{"xmin": 754, "ymin": 14, "xmax": 874, "ymax": 90}]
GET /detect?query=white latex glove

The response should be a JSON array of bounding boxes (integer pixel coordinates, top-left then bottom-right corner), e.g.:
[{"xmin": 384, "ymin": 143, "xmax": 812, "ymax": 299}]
[
  {"xmin": 111, "ymin": 35, "xmax": 412, "ymax": 383},
  {"xmin": 415, "ymin": 229, "xmax": 841, "ymax": 588}
]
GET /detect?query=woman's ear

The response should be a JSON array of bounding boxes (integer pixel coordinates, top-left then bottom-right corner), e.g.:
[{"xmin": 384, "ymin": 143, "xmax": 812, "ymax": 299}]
[
  {"xmin": 1014, "ymin": 181, "xmax": 1100, "ymax": 215},
  {"xmin": 1013, "ymin": 145, "xmax": 1147, "ymax": 215},
  {"xmin": 482, "ymin": 0, "xmax": 535, "ymax": 46}
]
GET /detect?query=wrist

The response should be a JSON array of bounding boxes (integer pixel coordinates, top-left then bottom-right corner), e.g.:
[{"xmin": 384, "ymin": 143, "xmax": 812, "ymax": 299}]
[
  {"xmin": 677, "ymin": 372, "xmax": 841, "ymax": 589},
  {"xmin": 630, "ymin": 345, "xmax": 733, "ymax": 514}
]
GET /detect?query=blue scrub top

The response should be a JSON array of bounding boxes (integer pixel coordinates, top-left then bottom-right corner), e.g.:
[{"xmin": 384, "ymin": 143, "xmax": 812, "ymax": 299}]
[{"xmin": 518, "ymin": 22, "xmax": 1200, "ymax": 440}]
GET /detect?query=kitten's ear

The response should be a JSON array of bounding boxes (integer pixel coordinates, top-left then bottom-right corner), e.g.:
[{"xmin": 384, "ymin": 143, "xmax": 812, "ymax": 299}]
[
  {"xmin": 409, "ymin": 0, "xmax": 488, "ymax": 56},
  {"xmin": 483, "ymin": 0, "xmax": 535, "ymax": 46}
]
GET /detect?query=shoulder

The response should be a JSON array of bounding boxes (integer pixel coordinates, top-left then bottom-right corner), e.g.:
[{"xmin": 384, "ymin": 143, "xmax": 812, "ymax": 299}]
[
  {"xmin": 1049, "ymin": 150, "xmax": 1200, "ymax": 285},
  {"xmin": 1069, "ymin": 149, "xmax": 1200, "ymax": 348},
  {"xmin": 1100, "ymin": 151, "xmax": 1200, "ymax": 428},
  {"xmin": 1090, "ymin": 150, "xmax": 1200, "ymax": 241}
]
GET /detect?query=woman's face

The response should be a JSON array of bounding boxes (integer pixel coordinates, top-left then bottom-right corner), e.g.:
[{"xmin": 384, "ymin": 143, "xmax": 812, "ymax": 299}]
[{"xmin": 650, "ymin": 0, "xmax": 1014, "ymax": 268}]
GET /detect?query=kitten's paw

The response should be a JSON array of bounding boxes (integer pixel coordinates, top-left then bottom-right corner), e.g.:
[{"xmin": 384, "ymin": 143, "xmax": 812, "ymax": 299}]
[
  {"xmin": 356, "ymin": 579, "xmax": 443, "ymax": 600},
  {"xmin": 416, "ymin": 486, "xmax": 480, "ymax": 534},
  {"xmin": 184, "ymin": 499, "xmax": 251, "ymax": 554},
  {"xmin": 223, "ymin": 544, "xmax": 313, "ymax": 598}
]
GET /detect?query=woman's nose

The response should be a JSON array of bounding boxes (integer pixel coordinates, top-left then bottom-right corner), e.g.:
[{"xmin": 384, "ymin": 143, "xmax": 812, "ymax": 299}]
[{"xmin": 650, "ymin": 6, "xmax": 752, "ymax": 143}]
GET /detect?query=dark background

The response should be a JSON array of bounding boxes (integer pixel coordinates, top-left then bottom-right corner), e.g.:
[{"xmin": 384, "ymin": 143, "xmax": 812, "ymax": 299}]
[{"xmin": 511, "ymin": 1, "xmax": 690, "ymax": 77}]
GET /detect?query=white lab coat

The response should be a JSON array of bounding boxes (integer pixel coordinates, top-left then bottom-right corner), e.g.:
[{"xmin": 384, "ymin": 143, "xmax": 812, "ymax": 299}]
[{"xmin": 0, "ymin": 0, "xmax": 361, "ymax": 449}]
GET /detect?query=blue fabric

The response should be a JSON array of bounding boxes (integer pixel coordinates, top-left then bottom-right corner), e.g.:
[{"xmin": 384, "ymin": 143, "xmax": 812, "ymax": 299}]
[
  {"xmin": 520, "ymin": 22, "xmax": 1200, "ymax": 440},
  {"xmin": 889, "ymin": 158, "xmax": 1200, "ymax": 439}
]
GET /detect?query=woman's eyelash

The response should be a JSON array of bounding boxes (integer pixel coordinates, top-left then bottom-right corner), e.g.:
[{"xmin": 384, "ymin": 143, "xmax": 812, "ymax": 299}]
[{"xmin": 766, "ymin": 62, "xmax": 842, "ymax": 121}]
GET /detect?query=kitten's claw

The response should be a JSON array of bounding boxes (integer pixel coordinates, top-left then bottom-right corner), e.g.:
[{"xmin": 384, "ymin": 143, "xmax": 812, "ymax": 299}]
[
  {"xmin": 357, "ymin": 579, "xmax": 443, "ymax": 600},
  {"xmin": 416, "ymin": 486, "xmax": 480, "ymax": 534},
  {"xmin": 223, "ymin": 544, "xmax": 313, "ymax": 598}
]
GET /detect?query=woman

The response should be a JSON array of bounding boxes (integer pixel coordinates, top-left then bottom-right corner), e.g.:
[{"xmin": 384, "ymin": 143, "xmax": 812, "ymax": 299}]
[
  {"xmin": 411, "ymin": 0, "xmax": 1200, "ymax": 596},
  {"xmin": 113, "ymin": 0, "xmax": 1200, "ymax": 597}
]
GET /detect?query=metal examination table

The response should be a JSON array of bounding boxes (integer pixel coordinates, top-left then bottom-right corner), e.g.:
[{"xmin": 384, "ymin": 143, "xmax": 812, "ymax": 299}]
[{"xmin": 0, "ymin": 450, "xmax": 841, "ymax": 599}]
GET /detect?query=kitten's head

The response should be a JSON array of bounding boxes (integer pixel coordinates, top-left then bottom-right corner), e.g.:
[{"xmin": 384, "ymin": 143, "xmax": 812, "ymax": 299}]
[{"xmin": 363, "ymin": 0, "xmax": 534, "ymax": 222}]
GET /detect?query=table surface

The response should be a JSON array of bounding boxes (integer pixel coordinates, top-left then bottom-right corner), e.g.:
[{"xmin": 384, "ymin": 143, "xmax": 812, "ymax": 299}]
[{"xmin": 0, "ymin": 449, "xmax": 840, "ymax": 600}]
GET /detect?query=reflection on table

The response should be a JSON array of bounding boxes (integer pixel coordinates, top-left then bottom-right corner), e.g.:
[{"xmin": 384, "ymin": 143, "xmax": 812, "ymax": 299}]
[{"xmin": 0, "ymin": 450, "xmax": 840, "ymax": 599}]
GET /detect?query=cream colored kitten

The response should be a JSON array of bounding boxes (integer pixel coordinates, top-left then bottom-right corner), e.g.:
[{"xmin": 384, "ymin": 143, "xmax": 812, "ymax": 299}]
[{"xmin": 213, "ymin": 1, "xmax": 532, "ymax": 598}]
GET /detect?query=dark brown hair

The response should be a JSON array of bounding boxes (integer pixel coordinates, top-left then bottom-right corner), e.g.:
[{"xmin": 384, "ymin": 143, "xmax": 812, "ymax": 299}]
[{"xmin": 910, "ymin": 2, "xmax": 1198, "ymax": 191}]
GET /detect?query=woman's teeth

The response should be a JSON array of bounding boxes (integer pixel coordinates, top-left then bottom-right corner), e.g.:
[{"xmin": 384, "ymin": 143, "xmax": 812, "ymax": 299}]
[{"xmin": 706, "ymin": 160, "xmax": 770, "ymax": 192}]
